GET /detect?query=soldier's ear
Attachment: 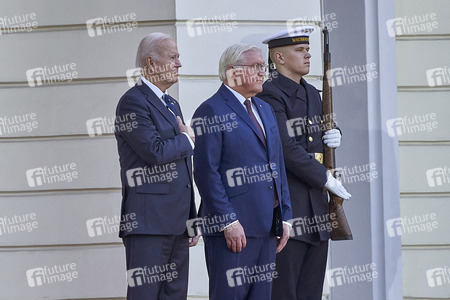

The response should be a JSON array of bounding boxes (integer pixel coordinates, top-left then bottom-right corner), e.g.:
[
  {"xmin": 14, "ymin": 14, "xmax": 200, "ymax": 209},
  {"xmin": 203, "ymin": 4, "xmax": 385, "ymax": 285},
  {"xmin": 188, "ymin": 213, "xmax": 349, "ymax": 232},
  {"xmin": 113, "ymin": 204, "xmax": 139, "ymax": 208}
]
[{"xmin": 274, "ymin": 51, "xmax": 284, "ymax": 65}]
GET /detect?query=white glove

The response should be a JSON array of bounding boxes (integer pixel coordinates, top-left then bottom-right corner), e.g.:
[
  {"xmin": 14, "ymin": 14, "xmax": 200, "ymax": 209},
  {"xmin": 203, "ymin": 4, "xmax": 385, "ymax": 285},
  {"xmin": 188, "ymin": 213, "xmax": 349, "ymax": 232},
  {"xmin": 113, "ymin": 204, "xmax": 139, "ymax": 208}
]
[
  {"xmin": 323, "ymin": 129, "xmax": 341, "ymax": 148},
  {"xmin": 324, "ymin": 170, "xmax": 351, "ymax": 200}
]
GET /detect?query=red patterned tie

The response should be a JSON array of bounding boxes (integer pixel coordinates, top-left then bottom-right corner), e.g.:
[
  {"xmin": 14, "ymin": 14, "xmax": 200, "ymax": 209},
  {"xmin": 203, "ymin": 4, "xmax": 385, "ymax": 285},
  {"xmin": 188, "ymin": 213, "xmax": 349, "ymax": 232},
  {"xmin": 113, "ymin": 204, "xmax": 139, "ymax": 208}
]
[
  {"xmin": 244, "ymin": 99, "xmax": 266, "ymax": 147},
  {"xmin": 244, "ymin": 99, "xmax": 279, "ymax": 207}
]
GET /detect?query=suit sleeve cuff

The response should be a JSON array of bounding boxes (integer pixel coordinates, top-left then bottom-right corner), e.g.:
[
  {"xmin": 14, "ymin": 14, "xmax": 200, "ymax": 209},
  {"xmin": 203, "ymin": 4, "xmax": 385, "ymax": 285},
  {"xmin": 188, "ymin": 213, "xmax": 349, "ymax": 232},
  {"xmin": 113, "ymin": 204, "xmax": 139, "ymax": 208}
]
[
  {"xmin": 220, "ymin": 220, "xmax": 239, "ymax": 231},
  {"xmin": 182, "ymin": 132, "xmax": 195, "ymax": 149}
]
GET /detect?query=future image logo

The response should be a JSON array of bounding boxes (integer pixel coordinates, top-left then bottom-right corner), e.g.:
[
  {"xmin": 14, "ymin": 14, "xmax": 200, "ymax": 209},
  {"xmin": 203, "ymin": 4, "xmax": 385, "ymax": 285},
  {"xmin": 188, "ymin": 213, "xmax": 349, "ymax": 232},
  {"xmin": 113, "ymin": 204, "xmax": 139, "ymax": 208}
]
[
  {"xmin": 326, "ymin": 263, "xmax": 377, "ymax": 287},
  {"xmin": 86, "ymin": 113, "xmax": 138, "ymax": 137},
  {"xmin": 0, "ymin": 213, "xmax": 38, "ymax": 236},
  {"xmin": 126, "ymin": 67, "xmax": 143, "ymax": 87},
  {"xmin": 386, "ymin": 213, "xmax": 438, "ymax": 238},
  {"xmin": 226, "ymin": 263, "xmax": 277, "ymax": 287},
  {"xmin": 386, "ymin": 113, "xmax": 438, "ymax": 138},
  {"xmin": 329, "ymin": 163, "xmax": 378, "ymax": 185},
  {"xmin": 426, "ymin": 267, "xmax": 450, "ymax": 287},
  {"xmin": 226, "ymin": 268, "xmax": 245, "ymax": 287},
  {"xmin": 426, "ymin": 167, "xmax": 450, "ymax": 187},
  {"xmin": 86, "ymin": 13, "xmax": 138, "ymax": 37},
  {"xmin": 186, "ymin": 213, "xmax": 237, "ymax": 236},
  {"xmin": 289, "ymin": 213, "xmax": 338, "ymax": 237},
  {"xmin": 126, "ymin": 163, "xmax": 178, "ymax": 187},
  {"xmin": 426, "ymin": 66, "xmax": 450, "ymax": 87},
  {"xmin": 190, "ymin": 113, "xmax": 238, "ymax": 136},
  {"xmin": 26, "ymin": 263, "xmax": 78, "ymax": 287},
  {"xmin": 0, "ymin": 113, "xmax": 38, "ymax": 136},
  {"xmin": 186, "ymin": 13, "xmax": 237, "ymax": 37},
  {"xmin": 226, "ymin": 167, "xmax": 245, "ymax": 187},
  {"xmin": 326, "ymin": 63, "xmax": 378, "ymax": 87},
  {"xmin": 226, "ymin": 163, "xmax": 277, "ymax": 188},
  {"xmin": 286, "ymin": 13, "xmax": 338, "ymax": 33},
  {"xmin": 286, "ymin": 114, "xmax": 336, "ymax": 137},
  {"xmin": 386, "ymin": 13, "xmax": 438, "ymax": 37},
  {"xmin": 0, "ymin": 13, "xmax": 38, "ymax": 35},
  {"xmin": 26, "ymin": 63, "xmax": 78, "ymax": 87},
  {"xmin": 127, "ymin": 263, "xmax": 178, "ymax": 287},
  {"xmin": 86, "ymin": 213, "xmax": 138, "ymax": 237},
  {"xmin": 26, "ymin": 163, "xmax": 78, "ymax": 188}
]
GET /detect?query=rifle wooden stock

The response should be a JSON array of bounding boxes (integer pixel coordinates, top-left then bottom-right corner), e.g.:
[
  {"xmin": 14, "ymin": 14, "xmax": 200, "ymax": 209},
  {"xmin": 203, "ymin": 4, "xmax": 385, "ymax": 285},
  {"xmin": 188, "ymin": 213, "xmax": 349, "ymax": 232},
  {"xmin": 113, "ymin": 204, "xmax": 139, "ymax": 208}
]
[{"xmin": 322, "ymin": 27, "xmax": 353, "ymax": 241}]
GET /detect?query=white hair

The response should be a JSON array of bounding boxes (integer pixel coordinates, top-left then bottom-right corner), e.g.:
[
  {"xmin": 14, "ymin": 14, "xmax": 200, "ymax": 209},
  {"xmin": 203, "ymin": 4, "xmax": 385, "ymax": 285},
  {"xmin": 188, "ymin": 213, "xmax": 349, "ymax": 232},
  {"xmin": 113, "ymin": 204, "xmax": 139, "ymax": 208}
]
[
  {"xmin": 218, "ymin": 44, "xmax": 262, "ymax": 81},
  {"xmin": 135, "ymin": 32, "xmax": 172, "ymax": 69}
]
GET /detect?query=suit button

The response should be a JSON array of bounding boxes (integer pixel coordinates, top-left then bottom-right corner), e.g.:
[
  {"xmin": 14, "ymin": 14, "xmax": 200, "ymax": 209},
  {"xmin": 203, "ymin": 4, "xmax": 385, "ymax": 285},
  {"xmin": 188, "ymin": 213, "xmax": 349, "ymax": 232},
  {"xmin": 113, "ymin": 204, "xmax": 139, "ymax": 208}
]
[
  {"xmin": 268, "ymin": 186, "xmax": 273, "ymax": 190},
  {"xmin": 308, "ymin": 119, "xmax": 313, "ymax": 125},
  {"xmin": 186, "ymin": 183, "xmax": 192, "ymax": 188},
  {"xmin": 308, "ymin": 136, "xmax": 313, "ymax": 142}
]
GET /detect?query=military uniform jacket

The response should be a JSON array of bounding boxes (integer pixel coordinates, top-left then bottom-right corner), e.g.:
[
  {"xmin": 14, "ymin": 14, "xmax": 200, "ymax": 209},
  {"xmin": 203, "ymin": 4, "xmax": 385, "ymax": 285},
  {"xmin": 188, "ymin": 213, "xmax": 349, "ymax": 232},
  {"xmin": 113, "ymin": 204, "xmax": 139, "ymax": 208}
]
[{"xmin": 257, "ymin": 72, "xmax": 330, "ymax": 244}]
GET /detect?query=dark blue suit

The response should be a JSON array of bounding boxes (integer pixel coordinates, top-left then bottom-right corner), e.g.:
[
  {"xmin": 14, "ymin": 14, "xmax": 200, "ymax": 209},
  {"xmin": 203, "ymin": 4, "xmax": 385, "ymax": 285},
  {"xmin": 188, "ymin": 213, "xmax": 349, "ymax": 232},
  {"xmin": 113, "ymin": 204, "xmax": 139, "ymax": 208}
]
[
  {"xmin": 257, "ymin": 72, "xmax": 330, "ymax": 300},
  {"xmin": 115, "ymin": 79, "xmax": 196, "ymax": 299},
  {"xmin": 193, "ymin": 84, "xmax": 292, "ymax": 300}
]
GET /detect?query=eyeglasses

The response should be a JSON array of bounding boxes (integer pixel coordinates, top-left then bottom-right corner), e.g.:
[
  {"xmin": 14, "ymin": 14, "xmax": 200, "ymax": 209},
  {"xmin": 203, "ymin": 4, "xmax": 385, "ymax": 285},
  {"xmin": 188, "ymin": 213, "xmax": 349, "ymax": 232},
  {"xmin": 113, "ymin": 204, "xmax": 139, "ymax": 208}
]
[{"xmin": 232, "ymin": 64, "xmax": 269, "ymax": 73}]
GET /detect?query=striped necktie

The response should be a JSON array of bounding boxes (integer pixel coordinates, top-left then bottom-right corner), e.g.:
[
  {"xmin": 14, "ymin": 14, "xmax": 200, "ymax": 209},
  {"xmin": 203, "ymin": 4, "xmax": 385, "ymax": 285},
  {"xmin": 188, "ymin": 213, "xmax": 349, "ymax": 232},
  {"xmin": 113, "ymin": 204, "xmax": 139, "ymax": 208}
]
[{"xmin": 162, "ymin": 94, "xmax": 177, "ymax": 120}]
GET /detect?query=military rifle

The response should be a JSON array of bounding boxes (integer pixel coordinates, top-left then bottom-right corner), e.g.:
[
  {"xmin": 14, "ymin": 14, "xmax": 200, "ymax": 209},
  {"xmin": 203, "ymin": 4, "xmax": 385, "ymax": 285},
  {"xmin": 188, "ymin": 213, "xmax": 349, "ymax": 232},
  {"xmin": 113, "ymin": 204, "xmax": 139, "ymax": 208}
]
[{"xmin": 322, "ymin": 27, "xmax": 353, "ymax": 240}]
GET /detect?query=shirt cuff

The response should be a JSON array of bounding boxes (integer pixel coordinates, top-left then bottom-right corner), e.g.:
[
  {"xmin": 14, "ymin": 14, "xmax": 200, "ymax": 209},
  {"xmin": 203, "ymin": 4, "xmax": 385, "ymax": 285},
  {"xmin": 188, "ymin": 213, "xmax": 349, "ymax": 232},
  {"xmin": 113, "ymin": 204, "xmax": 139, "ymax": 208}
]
[
  {"xmin": 182, "ymin": 132, "xmax": 195, "ymax": 149},
  {"xmin": 220, "ymin": 220, "xmax": 239, "ymax": 231},
  {"xmin": 283, "ymin": 221, "xmax": 292, "ymax": 230}
]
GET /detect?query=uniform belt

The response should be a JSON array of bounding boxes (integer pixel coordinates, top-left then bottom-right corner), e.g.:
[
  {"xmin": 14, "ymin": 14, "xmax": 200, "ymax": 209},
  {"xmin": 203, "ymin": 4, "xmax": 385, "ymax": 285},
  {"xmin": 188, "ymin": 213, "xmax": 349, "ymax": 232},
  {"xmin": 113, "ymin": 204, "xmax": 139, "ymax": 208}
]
[{"xmin": 308, "ymin": 152, "xmax": 323, "ymax": 164}]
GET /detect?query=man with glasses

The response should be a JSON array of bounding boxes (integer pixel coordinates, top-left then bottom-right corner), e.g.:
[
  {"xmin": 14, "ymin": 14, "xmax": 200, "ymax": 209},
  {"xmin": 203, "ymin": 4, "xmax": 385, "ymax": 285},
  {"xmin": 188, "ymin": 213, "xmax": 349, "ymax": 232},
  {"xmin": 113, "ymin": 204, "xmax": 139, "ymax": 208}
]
[
  {"xmin": 257, "ymin": 27, "xmax": 351, "ymax": 300},
  {"xmin": 192, "ymin": 43, "xmax": 292, "ymax": 300}
]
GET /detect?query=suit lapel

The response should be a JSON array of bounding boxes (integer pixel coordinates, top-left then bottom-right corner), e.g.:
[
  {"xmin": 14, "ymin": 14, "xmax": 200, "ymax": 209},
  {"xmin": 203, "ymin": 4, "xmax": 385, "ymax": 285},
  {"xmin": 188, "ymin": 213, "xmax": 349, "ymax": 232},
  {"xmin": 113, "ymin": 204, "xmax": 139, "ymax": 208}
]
[
  {"xmin": 253, "ymin": 97, "xmax": 274, "ymax": 152},
  {"xmin": 135, "ymin": 82, "xmax": 193, "ymax": 183},
  {"xmin": 220, "ymin": 85, "xmax": 266, "ymax": 147},
  {"xmin": 136, "ymin": 82, "xmax": 179, "ymax": 132}
]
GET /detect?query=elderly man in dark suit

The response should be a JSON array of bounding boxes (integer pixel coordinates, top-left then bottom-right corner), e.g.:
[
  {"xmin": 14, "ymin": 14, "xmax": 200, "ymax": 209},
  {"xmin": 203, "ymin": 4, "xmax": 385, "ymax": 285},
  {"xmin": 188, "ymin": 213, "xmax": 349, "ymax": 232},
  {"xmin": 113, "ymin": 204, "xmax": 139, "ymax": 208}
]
[
  {"xmin": 257, "ymin": 27, "xmax": 351, "ymax": 300},
  {"xmin": 115, "ymin": 32, "xmax": 199, "ymax": 300},
  {"xmin": 192, "ymin": 43, "xmax": 292, "ymax": 300}
]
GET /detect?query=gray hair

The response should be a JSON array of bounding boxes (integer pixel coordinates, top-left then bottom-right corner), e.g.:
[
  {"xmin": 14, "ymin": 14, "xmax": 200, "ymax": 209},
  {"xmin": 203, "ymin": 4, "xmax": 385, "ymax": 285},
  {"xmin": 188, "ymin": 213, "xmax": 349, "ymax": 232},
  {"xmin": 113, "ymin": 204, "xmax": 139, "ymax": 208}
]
[
  {"xmin": 135, "ymin": 32, "xmax": 172, "ymax": 69},
  {"xmin": 218, "ymin": 43, "xmax": 262, "ymax": 81}
]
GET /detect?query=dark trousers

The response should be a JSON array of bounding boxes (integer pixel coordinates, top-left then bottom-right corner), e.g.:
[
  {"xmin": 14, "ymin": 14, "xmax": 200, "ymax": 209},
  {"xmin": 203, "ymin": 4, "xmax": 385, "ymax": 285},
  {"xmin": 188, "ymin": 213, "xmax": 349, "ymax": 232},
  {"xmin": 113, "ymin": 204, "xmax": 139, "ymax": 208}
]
[
  {"xmin": 204, "ymin": 235, "xmax": 277, "ymax": 300},
  {"xmin": 271, "ymin": 239, "xmax": 328, "ymax": 300},
  {"xmin": 123, "ymin": 234, "xmax": 189, "ymax": 300}
]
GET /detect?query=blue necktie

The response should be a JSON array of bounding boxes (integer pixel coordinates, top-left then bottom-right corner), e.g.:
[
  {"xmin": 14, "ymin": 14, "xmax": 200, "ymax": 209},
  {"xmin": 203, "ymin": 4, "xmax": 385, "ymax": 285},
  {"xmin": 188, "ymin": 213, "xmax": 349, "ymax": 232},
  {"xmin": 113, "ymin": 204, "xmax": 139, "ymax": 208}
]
[{"xmin": 162, "ymin": 94, "xmax": 177, "ymax": 120}]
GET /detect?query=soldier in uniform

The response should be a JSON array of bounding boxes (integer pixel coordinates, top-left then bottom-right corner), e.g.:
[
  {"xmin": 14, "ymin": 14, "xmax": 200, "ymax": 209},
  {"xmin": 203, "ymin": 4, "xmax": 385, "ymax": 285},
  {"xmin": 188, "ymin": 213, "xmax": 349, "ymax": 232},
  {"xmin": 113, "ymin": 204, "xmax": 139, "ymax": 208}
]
[{"xmin": 257, "ymin": 26, "xmax": 352, "ymax": 300}]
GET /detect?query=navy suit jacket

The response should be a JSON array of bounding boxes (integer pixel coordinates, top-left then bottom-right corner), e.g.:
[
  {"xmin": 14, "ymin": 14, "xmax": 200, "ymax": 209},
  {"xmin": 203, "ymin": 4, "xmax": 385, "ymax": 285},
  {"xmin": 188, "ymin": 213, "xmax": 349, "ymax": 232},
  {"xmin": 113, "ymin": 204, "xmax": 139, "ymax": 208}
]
[
  {"xmin": 192, "ymin": 84, "xmax": 292, "ymax": 238},
  {"xmin": 115, "ymin": 80, "xmax": 196, "ymax": 238},
  {"xmin": 257, "ymin": 72, "xmax": 330, "ymax": 244}
]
